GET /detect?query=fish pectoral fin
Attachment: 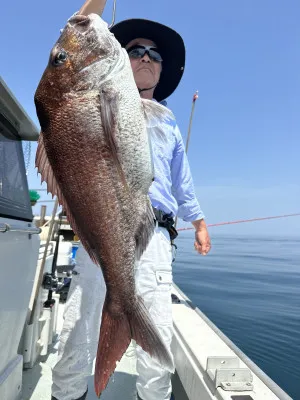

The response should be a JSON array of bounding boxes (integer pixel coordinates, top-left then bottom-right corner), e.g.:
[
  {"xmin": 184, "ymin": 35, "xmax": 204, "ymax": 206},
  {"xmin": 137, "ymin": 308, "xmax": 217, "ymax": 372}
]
[
  {"xmin": 35, "ymin": 132, "xmax": 99, "ymax": 265},
  {"xmin": 99, "ymin": 89, "xmax": 129, "ymax": 190},
  {"xmin": 135, "ymin": 199, "xmax": 156, "ymax": 260},
  {"xmin": 94, "ymin": 294, "xmax": 174, "ymax": 397}
]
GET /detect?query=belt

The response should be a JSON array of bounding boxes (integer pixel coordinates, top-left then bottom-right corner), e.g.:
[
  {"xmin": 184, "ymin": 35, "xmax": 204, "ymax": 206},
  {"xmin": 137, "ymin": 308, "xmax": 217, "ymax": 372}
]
[{"xmin": 152, "ymin": 207, "xmax": 178, "ymax": 241}]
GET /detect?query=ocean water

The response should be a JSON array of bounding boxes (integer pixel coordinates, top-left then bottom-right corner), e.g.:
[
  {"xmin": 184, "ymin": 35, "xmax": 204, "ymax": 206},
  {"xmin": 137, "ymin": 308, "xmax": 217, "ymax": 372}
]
[{"xmin": 172, "ymin": 232, "xmax": 300, "ymax": 399}]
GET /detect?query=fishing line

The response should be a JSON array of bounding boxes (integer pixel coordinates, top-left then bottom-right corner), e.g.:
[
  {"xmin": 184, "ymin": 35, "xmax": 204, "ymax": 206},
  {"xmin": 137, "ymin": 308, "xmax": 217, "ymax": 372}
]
[
  {"xmin": 108, "ymin": 0, "xmax": 117, "ymax": 29},
  {"xmin": 177, "ymin": 213, "xmax": 300, "ymax": 232}
]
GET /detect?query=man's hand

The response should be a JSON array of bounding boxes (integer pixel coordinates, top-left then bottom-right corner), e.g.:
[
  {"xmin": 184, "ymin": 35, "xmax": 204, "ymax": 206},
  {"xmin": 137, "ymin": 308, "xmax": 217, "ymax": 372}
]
[{"xmin": 192, "ymin": 219, "xmax": 211, "ymax": 256}]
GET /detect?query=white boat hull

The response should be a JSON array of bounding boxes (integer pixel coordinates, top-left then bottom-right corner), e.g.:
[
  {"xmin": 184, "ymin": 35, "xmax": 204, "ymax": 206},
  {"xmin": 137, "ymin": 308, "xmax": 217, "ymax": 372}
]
[{"xmin": 0, "ymin": 218, "xmax": 40, "ymax": 400}]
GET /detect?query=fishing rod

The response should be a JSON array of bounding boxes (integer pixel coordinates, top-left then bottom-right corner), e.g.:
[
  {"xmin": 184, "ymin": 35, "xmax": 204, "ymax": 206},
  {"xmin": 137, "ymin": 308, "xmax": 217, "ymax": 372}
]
[
  {"xmin": 171, "ymin": 91, "xmax": 199, "ymax": 260},
  {"xmin": 185, "ymin": 90, "xmax": 199, "ymax": 154},
  {"xmin": 29, "ymin": 198, "xmax": 59, "ymax": 324},
  {"xmin": 177, "ymin": 213, "xmax": 300, "ymax": 231},
  {"xmin": 174, "ymin": 90, "xmax": 199, "ymax": 230}
]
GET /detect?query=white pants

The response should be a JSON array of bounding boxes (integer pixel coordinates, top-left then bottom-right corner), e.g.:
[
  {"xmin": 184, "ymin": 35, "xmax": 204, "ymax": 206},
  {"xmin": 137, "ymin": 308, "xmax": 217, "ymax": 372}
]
[{"xmin": 52, "ymin": 226, "xmax": 174, "ymax": 400}]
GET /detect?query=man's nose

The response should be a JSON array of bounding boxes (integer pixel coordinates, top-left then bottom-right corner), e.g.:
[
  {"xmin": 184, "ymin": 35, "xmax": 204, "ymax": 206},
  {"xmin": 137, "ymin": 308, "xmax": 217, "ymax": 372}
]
[{"xmin": 141, "ymin": 53, "xmax": 151, "ymax": 62}]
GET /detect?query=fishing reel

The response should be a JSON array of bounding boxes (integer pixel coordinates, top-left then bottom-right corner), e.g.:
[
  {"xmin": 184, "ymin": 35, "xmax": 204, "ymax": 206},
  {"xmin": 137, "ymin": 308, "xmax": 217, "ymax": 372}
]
[{"xmin": 42, "ymin": 272, "xmax": 59, "ymax": 291}]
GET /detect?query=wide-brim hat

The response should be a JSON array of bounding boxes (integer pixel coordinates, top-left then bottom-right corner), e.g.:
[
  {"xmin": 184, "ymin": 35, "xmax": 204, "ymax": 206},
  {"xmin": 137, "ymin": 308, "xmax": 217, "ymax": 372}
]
[{"xmin": 110, "ymin": 19, "xmax": 185, "ymax": 102}]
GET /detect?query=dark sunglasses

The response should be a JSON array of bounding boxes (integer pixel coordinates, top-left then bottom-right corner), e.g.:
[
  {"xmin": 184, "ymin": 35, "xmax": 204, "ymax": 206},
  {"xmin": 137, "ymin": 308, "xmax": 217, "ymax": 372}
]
[{"xmin": 126, "ymin": 45, "xmax": 163, "ymax": 63}]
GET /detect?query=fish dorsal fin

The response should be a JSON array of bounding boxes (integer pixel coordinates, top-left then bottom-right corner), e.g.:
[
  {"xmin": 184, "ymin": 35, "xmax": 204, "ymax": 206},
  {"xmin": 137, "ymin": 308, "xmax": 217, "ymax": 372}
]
[
  {"xmin": 35, "ymin": 133, "xmax": 64, "ymax": 202},
  {"xmin": 35, "ymin": 133, "xmax": 99, "ymax": 264},
  {"xmin": 99, "ymin": 89, "xmax": 129, "ymax": 190}
]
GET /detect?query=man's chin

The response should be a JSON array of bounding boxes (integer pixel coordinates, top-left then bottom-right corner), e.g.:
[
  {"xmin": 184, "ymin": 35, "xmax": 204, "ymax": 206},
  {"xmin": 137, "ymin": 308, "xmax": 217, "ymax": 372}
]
[
  {"xmin": 135, "ymin": 77, "xmax": 156, "ymax": 90},
  {"xmin": 135, "ymin": 69, "xmax": 155, "ymax": 80}
]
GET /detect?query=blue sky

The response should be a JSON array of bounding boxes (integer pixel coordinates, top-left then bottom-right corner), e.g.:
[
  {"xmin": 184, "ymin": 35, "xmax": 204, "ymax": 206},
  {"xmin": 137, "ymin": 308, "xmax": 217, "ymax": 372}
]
[{"xmin": 1, "ymin": 0, "xmax": 299, "ymax": 235}]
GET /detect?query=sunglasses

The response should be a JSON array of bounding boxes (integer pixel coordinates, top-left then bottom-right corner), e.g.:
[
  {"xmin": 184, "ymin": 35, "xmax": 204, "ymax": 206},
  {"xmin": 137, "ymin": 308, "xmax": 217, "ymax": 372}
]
[{"xmin": 126, "ymin": 45, "xmax": 163, "ymax": 63}]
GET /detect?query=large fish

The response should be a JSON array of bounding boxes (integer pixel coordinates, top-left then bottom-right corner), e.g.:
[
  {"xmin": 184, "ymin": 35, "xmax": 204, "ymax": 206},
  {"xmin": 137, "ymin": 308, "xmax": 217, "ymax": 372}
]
[{"xmin": 34, "ymin": 13, "xmax": 174, "ymax": 397}]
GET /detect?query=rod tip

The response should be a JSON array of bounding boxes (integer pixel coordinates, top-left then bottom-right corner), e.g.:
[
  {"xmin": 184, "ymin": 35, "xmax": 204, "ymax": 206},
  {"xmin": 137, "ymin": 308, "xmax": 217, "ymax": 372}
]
[{"xmin": 193, "ymin": 91, "xmax": 199, "ymax": 102}]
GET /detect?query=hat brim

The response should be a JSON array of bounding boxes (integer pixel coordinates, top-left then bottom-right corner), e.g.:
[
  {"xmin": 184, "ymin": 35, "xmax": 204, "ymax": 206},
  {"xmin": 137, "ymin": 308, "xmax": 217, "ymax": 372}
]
[{"xmin": 110, "ymin": 19, "xmax": 185, "ymax": 102}]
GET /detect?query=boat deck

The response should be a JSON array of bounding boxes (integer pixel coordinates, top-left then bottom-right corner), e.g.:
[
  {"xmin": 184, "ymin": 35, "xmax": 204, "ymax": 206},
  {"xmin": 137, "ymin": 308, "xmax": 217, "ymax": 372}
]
[
  {"xmin": 21, "ymin": 305, "xmax": 139, "ymax": 400},
  {"xmin": 21, "ymin": 284, "xmax": 290, "ymax": 400}
]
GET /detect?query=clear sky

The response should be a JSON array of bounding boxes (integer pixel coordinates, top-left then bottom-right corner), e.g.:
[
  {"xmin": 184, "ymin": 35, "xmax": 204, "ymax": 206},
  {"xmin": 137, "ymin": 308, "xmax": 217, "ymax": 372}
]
[{"xmin": 1, "ymin": 0, "xmax": 299, "ymax": 236}]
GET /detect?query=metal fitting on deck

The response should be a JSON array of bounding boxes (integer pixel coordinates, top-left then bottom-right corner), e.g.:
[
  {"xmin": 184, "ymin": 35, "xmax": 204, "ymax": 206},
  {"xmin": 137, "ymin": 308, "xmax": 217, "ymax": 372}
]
[{"xmin": 205, "ymin": 356, "xmax": 254, "ymax": 393}]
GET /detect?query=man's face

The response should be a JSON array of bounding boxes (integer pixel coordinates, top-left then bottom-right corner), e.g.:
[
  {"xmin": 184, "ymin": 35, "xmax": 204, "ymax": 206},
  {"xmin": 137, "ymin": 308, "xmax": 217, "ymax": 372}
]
[{"xmin": 125, "ymin": 38, "xmax": 162, "ymax": 90}]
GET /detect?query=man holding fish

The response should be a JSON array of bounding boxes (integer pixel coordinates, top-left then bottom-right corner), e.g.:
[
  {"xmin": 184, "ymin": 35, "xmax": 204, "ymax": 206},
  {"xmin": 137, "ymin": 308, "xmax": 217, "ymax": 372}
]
[{"xmin": 37, "ymin": 1, "xmax": 211, "ymax": 399}]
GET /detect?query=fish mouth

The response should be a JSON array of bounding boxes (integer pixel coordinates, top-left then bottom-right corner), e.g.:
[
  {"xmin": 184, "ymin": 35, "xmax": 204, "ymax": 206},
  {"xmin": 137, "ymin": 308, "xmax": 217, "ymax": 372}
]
[
  {"xmin": 67, "ymin": 14, "xmax": 104, "ymax": 74},
  {"xmin": 66, "ymin": 13, "xmax": 123, "ymax": 82},
  {"xmin": 68, "ymin": 14, "xmax": 92, "ymax": 33}
]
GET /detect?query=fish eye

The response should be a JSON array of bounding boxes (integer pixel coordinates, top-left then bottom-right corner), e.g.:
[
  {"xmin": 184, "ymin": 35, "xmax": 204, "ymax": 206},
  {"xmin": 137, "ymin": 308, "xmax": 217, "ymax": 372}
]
[{"xmin": 52, "ymin": 50, "xmax": 68, "ymax": 66}]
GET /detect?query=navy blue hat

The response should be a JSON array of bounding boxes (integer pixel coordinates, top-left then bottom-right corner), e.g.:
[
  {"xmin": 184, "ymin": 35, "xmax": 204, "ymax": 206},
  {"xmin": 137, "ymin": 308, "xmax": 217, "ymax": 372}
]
[{"xmin": 110, "ymin": 19, "xmax": 185, "ymax": 102}]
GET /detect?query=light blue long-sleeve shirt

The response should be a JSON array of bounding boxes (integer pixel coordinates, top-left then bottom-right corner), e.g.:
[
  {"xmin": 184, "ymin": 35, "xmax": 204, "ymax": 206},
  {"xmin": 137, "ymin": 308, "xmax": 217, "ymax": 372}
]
[{"xmin": 149, "ymin": 109, "xmax": 205, "ymax": 222}]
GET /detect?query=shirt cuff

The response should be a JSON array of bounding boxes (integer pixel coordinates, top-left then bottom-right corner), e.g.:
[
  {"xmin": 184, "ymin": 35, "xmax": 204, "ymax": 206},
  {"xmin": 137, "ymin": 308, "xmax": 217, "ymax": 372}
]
[{"xmin": 177, "ymin": 203, "xmax": 205, "ymax": 222}]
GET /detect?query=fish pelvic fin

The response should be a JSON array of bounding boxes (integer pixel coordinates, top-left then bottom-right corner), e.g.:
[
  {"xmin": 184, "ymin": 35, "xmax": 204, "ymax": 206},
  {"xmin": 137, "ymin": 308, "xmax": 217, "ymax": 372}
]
[
  {"xmin": 35, "ymin": 133, "xmax": 99, "ymax": 265},
  {"xmin": 94, "ymin": 294, "xmax": 174, "ymax": 397},
  {"xmin": 99, "ymin": 89, "xmax": 129, "ymax": 191}
]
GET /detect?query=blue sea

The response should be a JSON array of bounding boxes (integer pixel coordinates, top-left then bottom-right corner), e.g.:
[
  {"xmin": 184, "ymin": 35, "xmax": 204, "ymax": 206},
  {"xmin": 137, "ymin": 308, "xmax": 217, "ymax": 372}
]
[{"xmin": 172, "ymin": 233, "xmax": 300, "ymax": 400}]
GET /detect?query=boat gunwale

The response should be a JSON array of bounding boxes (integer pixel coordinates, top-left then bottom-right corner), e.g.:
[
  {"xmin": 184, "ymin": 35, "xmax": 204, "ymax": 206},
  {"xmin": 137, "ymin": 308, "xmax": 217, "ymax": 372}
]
[{"xmin": 172, "ymin": 283, "xmax": 292, "ymax": 400}]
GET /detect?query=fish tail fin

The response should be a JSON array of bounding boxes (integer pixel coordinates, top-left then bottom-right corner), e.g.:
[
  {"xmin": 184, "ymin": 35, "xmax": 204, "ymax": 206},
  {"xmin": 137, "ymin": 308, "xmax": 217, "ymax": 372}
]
[
  {"xmin": 94, "ymin": 296, "xmax": 131, "ymax": 397},
  {"xmin": 129, "ymin": 295, "xmax": 174, "ymax": 372},
  {"xmin": 94, "ymin": 295, "xmax": 174, "ymax": 397}
]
